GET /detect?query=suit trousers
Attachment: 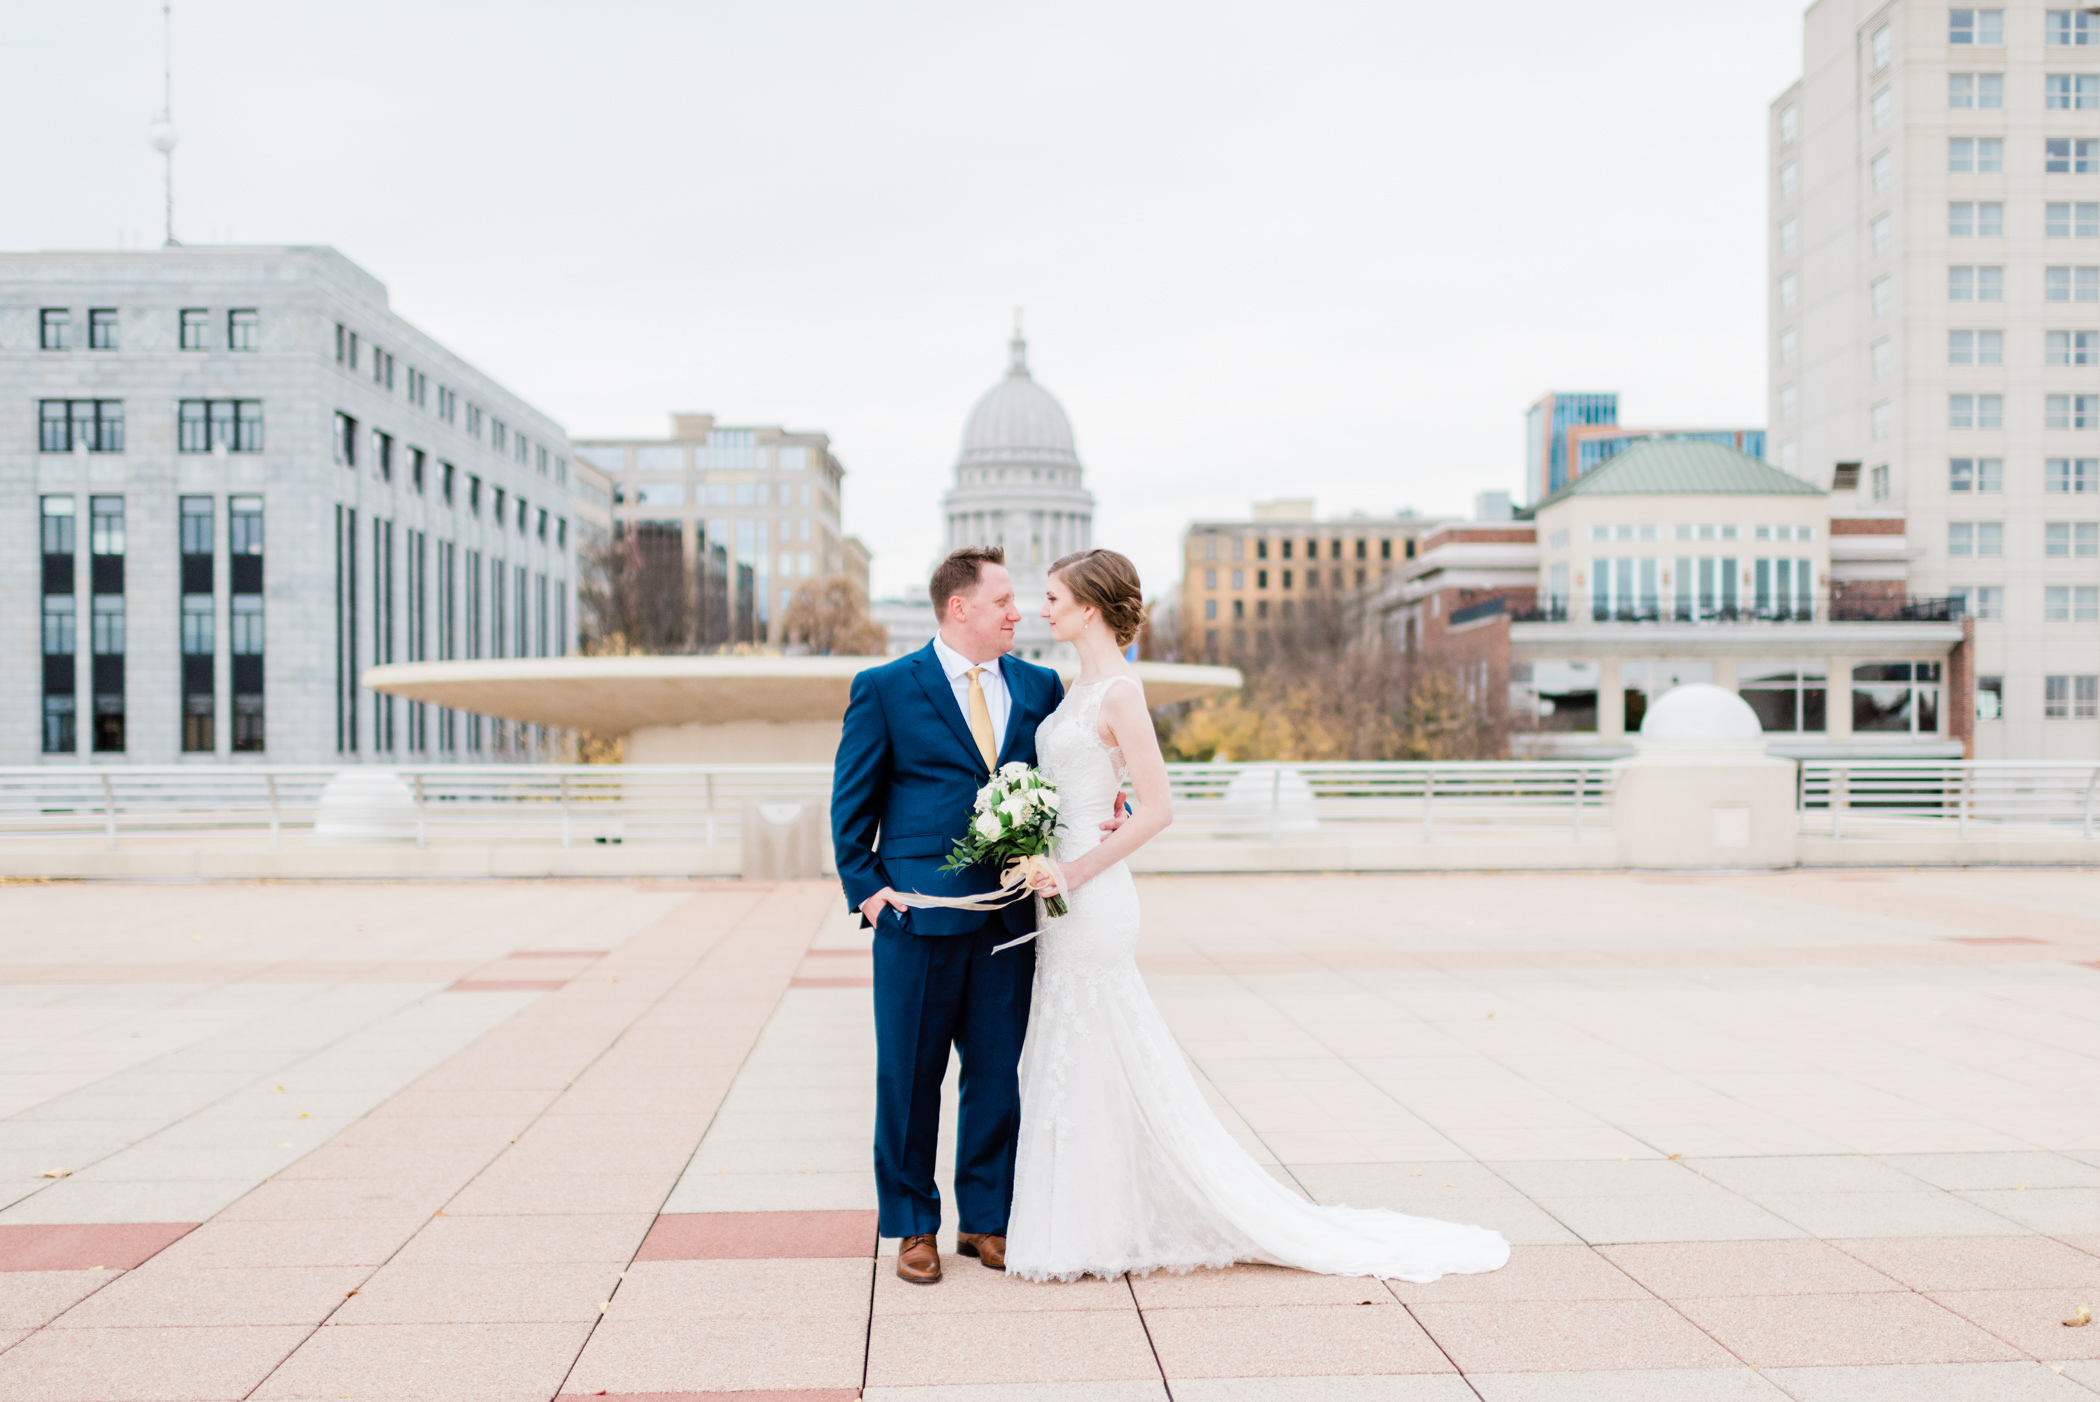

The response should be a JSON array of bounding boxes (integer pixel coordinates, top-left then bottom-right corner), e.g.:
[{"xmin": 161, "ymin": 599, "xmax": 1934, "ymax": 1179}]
[{"xmin": 871, "ymin": 913, "xmax": 1036, "ymax": 1239}]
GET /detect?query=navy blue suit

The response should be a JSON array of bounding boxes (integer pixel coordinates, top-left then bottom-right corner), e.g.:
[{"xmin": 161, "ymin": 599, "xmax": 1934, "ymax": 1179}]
[{"xmin": 831, "ymin": 642, "xmax": 1064, "ymax": 1239}]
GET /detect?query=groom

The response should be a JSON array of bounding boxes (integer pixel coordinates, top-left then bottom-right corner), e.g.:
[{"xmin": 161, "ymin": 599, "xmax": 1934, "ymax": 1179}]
[{"xmin": 831, "ymin": 546, "xmax": 1065, "ymax": 1285}]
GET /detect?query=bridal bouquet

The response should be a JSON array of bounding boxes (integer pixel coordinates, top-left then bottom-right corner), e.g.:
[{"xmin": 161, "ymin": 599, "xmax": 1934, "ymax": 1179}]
[{"xmin": 941, "ymin": 763, "xmax": 1068, "ymax": 917}]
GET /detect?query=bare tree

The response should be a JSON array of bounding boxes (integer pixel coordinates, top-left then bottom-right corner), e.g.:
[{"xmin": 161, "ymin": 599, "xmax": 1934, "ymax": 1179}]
[
  {"xmin": 579, "ymin": 524, "xmax": 692, "ymax": 656},
  {"xmin": 781, "ymin": 576, "xmax": 890, "ymax": 656}
]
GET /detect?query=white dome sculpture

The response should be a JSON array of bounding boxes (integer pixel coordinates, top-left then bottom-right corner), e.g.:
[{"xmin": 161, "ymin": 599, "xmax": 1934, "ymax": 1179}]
[
  {"xmin": 1637, "ymin": 682, "xmax": 1766, "ymax": 751},
  {"xmin": 939, "ymin": 315, "xmax": 1098, "ymax": 659}
]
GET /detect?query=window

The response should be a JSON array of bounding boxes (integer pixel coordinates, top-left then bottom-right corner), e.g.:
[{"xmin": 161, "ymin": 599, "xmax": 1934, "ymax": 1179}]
[
  {"xmin": 38, "ymin": 400, "xmax": 124, "ymax": 453},
  {"xmin": 1872, "ymin": 25, "xmax": 1891, "ymax": 69},
  {"xmin": 1780, "ymin": 329, "xmax": 1798, "ymax": 363},
  {"xmin": 1949, "ymin": 521, "xmax": 2004, "ymax": 556},
  {"xmin": 1854, "ymin": 661, "xmax": 1942, "ymax": 735},
  {"xmin": 179, "ymin": 308, "xmax": 208, "ymax": 349},
  {"xmin": 1779, "ymin": 103, "xmax": 1796, "ymax": 144},
  {"xmin": 1872, "ymin": 88, "xmax": 1893, "ymax": 130},
  {"xmin": 2048, "ymin": 394, "xmax": 2100, "ymax": 427},
  {"xmin": 1780, "ymin": 216, "xmax": 1798, "ymax": 253},
  {"xmin": 2048, "ymin": 9, "xmax": 2098, "ymax": 44},
  {"xmin": 1871, "ymin": 463, "xmax": 1891, "ymax": 499},
  {"xmin": 2048, "ymin": 329, "xmax": 2100, "ymax": 363},
  {"xmin": 88, "ymin": 496, "xmax": 126, "ymax": 753},
  {"xmin": 40, "ymin": 497, "xmax": 77, "ymax": 754},
  {"xmin": 1873, "ymin": 400, "xmax": 1894, "ymax": 438},
  {"xmin": 1952, "ymin": 586, "xmax": 2004, "ymax": 620},
  {"xmin": 87, "ymin": 308, "xmax": 117, "ymax": 350},
  {"xmin": 2046, "ymin": 265, "xmax": 2100, "ymax": 302},
  {"xmin": 333, "ymin": 412, "xmax": 357, "ymax": 467},
  {"xmin": 1949, "ymin": 264, "xmax": 2005, "ymax": 300},
  {"xmin": 1950, "ymin": 138, "xmax": 2004, "ymax": 173},
  {"xmin": 178, "ymin": 400, "xmax": 263, "ymax": 452},
  {"xmin": 2047, "ymin": 457, "xmax": 2100, "ymax": 490},
  {"xmin": 1780, "ymin": 161, "xmax": 1797, "ymax": 197},
  {"xmin": 2048, "ymin": 74, "xmax": 2100, "ymax": 109},
  {"xmin": 1872, "ymin": 152, "xmax": 1893, "ymax": 190},
  {"xmin": 1781, "ymin": 384, "xmax": 1799, "ymax": 419},
  {"xmin": 1949, "ymin": 329, "xmax": 2003, "ymax": 364},
  {"xmin": 39, "ymin": 308, "xmax": 70, "ymax": 350},
  {"xmin": 1871, "ymin": 276, "xmax": 1892, "ymax": 314},
  {"xmin": 1872, "ymin": 214, "xmax": 1893, "ymax": 252},
  {"xmin": 1975, "ymin": 674, "xmax": 2005, "ymax": 718},
  {"xmin": 1872, "ymin": 339, "xmax": 1893, "ymax": 377},
  {"xmin": 218, "ymin": 308, "xmax": 258, "ymax": 351},
  {"xmin": 1951, "ymin": 72, "xmax": 2005, "ymax": 107},
  {"xmin": 2046, "ymin": 585, "xmax": 2100, "ymax": 619},
  {"xmin": 2047, "ymin": 138, "xmax": 2100, "ymax": 174},
  {"xmin": 1950, "ymin": 201, "xmax": 2002, "ymax": 236},
  {"xmin": 2045, "ymin": 521, "xmax": 2100, "ymax": 555},
  {"xmin": 180, "ymin": 497, "xmax": 214, "ymax": 753},
  {"xmin": 1952, "ymin": 8, "xmax": 2005, "ymax": 43},
  {"xmin": 228, "ymin": 496, "xmax": 263, "ymax": 751},
  {"xmin": 1740, "ymin": 662, "xmax": 1829, "ymax": 733},
  {"xmin": 1948, "ymin": 393, "xmax": 2003, "ymax": 428},
  {"xmin": 2043, "ymin": 675, "xmax": 2100, "ymax": 718},
  {"xmin": 1780, "ymin": 273, "xmax": 1799, "ymax": 309}
]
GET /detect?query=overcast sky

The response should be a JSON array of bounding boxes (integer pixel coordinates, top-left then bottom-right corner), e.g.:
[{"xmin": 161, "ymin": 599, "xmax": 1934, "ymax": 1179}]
[{"xmin": 3, "ymin": 1, "xmax": 1804, "ymax": 600}]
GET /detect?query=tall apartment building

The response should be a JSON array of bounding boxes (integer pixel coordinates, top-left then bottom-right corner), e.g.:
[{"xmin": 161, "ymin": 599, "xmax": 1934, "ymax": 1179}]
[
  {"xmin": 573, "ymin": 414, "xmax": 859, "ymax": 648},
  {"xmin": 1, "ymin": 246, "xmax": 583, "ymax": 766},
  {"xmin": 1178, "ymin": 500, "xmax": 1456, "ymax": 663},
  {"xmin": 1775, "ymin": 2, "xmax": 2100, "ymax": 757}
]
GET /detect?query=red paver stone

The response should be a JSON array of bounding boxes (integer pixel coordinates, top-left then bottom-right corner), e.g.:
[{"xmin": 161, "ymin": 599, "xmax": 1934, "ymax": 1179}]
[
  {"xmin": 790, "ymin": 977, "xmax": 874, "ymax": 988},
  {"xmin": 511, "ymin": 950, "xmax": 609, "ymax": 959},
  {"xmin": 1835, "ymin": 1235, "xmax": 2100, "ymax": 1292},
  {"xmin": 1675, "ymin": 1291, "xmax": 2024, "ymax": 1368},
  {"xmin": 0, "ymin": 1223, "xmax": 197, "ymax": 1272},
  {"xmin": 1929, "ymin": 1288, "xmax": 2100, "ymax": 1359},
  {"xmin": 449, "ymin": 978, "xmax": 569, "ymax": 992},
  {"xmin": 635, "ymin": 1211, "xmax": 878, "ymax": 1261},
  {"xmin": 1407, "ymin": 1297, "xmax": 1741, "ymax": 1372},
  {"xmin": 1600, "ymin": 1239, "xmax": 1904, "ymax": 1298},
  {"xmin": 557, "ymin": 1394, "xmax": 861, "ymax": 1401}
]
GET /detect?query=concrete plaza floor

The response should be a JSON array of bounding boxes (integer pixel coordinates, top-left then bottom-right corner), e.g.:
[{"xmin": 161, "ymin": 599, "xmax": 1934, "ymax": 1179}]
[{"xmin": 0, "ymin": 871, "xmax": 2097, "ymax": 1401}]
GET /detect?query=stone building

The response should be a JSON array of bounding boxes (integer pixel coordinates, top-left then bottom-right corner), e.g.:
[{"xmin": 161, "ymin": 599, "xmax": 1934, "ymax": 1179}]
[
  {"xmin": 1, "ymin": 245, "xmax": 583, "ymax": 766},
  {"xmin": 938, "ymin": 322, "xmax": 1095, "ymax": 659}
]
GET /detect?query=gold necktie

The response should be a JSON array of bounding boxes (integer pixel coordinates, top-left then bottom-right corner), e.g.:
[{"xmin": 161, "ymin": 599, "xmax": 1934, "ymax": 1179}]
[{"xmin": 965, "ymin": 667, "xmax": 998, "ymax": 771}]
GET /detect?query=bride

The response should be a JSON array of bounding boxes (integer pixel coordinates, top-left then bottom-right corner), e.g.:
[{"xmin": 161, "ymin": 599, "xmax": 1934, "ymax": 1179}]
[{"xmin": 1003, "ymin": 548, "xmax": 1511, "ymax": 1285}]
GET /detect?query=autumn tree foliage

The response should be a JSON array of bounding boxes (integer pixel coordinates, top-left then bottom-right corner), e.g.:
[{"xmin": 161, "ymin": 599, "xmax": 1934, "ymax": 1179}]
[{"xmin": 781, "ymin": 576, "xmax": 889, "ymax": 656}]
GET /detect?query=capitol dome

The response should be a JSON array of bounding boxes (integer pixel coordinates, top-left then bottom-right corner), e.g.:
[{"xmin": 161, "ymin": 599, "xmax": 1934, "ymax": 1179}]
[{"xmin": 958, "ymin": 332, "xmax": 1080, "ymax": 467}]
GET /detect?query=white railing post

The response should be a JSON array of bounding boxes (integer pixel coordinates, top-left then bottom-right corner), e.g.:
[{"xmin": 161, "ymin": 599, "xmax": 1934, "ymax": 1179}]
[
  {"xmin": 1959, "ymin": 765, "xmax": 1973, "ymax": 839},
  {"xmin": 266, "ymin": 772, "xmax": 280, "ymax": 851},
  {"xmin": 560, "ymin": 772, "xmax": 572, "ymax": 849},
  {"xmin": 1422, "ymin": 768, "xmax": 1435, "ymax": 844},
  {"xmin": 413, "ymin": 772, "xmax": 427, "ymax": 849},
  {"xmin": 1833, "ymin": 766, "xmax": 1847, "ymax": 839},
  {"xmin": 705, "ymin": 772, "xmax": 717, "ymax": 848},
  {"xmin": 1572, "ymin": 767, "xmax": 1586, "ymax": 839},
  {"xmin": 2085, "ymin": 766, "xmax": 2099, "ymax": 840},
  {"xmin": 100, "ymin": 773, "xmax": 116, "ymax": 852},
  {"xmin": 1269, "ymin": 766, "xmax": 1282, "ymax": 843}
]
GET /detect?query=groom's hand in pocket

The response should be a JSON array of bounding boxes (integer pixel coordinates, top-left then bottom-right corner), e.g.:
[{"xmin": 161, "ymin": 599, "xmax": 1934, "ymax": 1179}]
[{"xmin": 860, "ymin": 887, "xmax": 910, "ymax": 928}]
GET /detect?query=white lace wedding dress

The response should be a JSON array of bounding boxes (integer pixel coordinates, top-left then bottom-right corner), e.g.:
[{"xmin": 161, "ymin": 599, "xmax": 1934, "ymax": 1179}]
[{"xmin": 1004, "ymin": 674, "xmax": 1512, "ymax": 1284}]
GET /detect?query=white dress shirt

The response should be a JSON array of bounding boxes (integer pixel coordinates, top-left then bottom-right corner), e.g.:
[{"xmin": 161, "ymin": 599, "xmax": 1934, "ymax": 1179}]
[{"xmin": 930, "ymin": 633, "xmax": 1011, "ymax": 755}]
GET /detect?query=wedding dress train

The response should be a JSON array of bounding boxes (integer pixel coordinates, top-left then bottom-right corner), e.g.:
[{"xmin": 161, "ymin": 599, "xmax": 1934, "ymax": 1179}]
[{"xmin": 1004, "ymin": 675, "xmax": 1511, "ymax": 1284}]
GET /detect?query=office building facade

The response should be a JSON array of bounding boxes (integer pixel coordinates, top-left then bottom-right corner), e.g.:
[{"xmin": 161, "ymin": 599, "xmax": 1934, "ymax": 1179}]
[
  {"xmin": 1773, "ymin": 1, "xmax": 2100, "ymax": 756},
  {"xmin": 2, "ymin": 246, "xmax": 581, "ymax": 765},
  {"xmin": 573, "ymin": 415, "xmax": 857, "ymax": 648},
  {"xmin": 1525, "ymin": 390, "xmax": 1767, "ymax": 503}
]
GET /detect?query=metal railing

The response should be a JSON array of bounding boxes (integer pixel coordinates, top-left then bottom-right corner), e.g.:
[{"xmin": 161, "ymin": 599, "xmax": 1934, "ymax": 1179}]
[
  {"xmin": 1801, "ymin": 761, "xmax": 2100, "ymax": 839},
  {"xmin": 0, "ymin": 762, "xmax": 1619, "ymax": 851}
]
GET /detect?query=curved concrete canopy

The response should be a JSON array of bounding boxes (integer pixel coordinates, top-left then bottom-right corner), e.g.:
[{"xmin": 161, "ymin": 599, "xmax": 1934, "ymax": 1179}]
[{"xmin": 362, "ymin": 656, "xmax": 1242, "ymax": 735}]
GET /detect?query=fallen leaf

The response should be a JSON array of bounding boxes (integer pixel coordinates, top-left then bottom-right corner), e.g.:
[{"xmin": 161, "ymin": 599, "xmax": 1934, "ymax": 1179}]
[
  {"xmin": 278, "ymin": 1143, "xmax": 292, "ymax": 1149},
  {"xmin": 1669, "ymin": 1153, "xmax": 1683, "ymax": 1161},
  {"xmin": 1486, "ymin": 1013, "xmax": 1495, "ymax": 1020},
  {"xmin": 598, "ymin": 1300, "xmax": 611, "ymax": 1312},
  {"xmin": 88, "ymin": 1265, "xmax": 105, "ymax": 1272},
  {"xmin": 345, "ymin": 1288, "xmax": 359, "ymax": 1297},
  {"xmin": 298, "ymin": 1112, "xmax": 312, "ymax": 1119},
  {"xmin": 40, "ymin": 1168, "xmax": 70, "ymax": 1179},
  {"xmin": 275, "ymin": 1085, "xmax": 285, "ymax": 1093},
  {"xmin": 2068, "ymin": 1303, "xmax": 2092, "ymax": 1327}
]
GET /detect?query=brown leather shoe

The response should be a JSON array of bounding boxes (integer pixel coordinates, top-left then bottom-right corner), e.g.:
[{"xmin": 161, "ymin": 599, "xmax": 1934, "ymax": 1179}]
[
  {"xmin": 896, "ymin": 1233, "xmax": 941, "ymax": 1284},
  {"xmin": 955, "ymin": 1232, "xmax": 1007, "ymax": 1270}
]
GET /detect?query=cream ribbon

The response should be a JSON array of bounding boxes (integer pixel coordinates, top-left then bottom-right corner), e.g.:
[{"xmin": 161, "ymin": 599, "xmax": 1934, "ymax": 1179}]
[{"xmin": 892, "ymin": 854, "xmax": 1065, "ymax": 953}]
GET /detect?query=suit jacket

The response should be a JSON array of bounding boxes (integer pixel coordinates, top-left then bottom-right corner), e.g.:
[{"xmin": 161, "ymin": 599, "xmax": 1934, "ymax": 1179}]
[{"xmin": 831, "ymin": 642, "xmax": 1065, "ymax": 937}]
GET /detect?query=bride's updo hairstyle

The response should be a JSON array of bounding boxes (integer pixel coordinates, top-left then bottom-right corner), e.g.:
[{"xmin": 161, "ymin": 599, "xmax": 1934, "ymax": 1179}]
[{"xmin": 1050, "ymin": 549, "xmax": 1145, "ymax": 649}]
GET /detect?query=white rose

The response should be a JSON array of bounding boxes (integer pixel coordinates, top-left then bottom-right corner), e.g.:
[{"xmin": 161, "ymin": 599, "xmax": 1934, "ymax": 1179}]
[
  {"xmin": 999, "ymin": 794, "xmax": 1029, "ymax": 820},
  {"xmin": 974, "ymin": 810, "xmax": 1003, "ymax": 840},
  {"xmin": 1001, "ymin": 762, "xmax": 1029, "ymax": 780},
  {"xmin": 1036, "ymin": 788, "xmax": 1059, "ymax": 810}
]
